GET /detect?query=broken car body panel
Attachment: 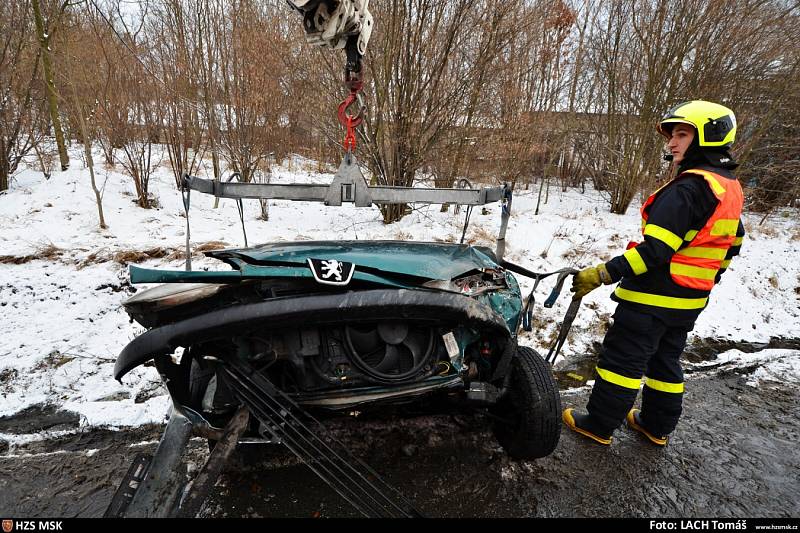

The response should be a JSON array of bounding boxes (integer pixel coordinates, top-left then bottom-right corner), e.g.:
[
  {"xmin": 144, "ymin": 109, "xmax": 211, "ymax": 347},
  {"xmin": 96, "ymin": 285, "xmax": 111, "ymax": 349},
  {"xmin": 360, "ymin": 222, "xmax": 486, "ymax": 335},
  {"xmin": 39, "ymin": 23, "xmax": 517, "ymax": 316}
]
[{"xmin": 110, "ymin": 161, "xmax": 563, "ymax": 519}]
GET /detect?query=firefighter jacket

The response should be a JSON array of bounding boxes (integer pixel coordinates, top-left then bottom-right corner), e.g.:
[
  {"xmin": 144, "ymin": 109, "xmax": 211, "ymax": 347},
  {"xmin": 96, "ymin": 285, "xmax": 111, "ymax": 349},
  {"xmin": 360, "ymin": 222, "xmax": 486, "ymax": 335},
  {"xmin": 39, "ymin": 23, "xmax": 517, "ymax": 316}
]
[{"xmin": 605, "ymin": 164, "xmax": 745, "ymax": 327}]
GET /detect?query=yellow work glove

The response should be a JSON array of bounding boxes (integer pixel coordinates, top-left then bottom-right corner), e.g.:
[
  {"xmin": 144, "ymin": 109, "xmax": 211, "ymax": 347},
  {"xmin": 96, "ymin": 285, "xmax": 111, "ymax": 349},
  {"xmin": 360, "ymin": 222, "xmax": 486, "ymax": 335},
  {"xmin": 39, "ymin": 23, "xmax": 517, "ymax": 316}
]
[{"xmin": 571, "ymin": 263, "xmax": 613, "ymax": 299}]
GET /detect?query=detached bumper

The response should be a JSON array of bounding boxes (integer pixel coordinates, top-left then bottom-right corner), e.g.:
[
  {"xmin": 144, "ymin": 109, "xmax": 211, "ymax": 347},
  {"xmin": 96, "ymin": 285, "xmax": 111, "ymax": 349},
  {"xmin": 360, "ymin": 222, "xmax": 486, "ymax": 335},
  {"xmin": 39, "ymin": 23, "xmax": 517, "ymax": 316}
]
[{"xmin": 115, "ymin": 289, "xmax": 510, "ymax": 380}]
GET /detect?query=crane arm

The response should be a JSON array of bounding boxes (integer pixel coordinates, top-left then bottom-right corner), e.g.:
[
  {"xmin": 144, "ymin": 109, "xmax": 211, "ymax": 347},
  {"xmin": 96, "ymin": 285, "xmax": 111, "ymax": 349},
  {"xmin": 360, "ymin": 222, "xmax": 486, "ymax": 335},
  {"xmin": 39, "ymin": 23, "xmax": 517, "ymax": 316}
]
[{"xmin": 287, "ymin": 0, "xmax": 373, "ymax": 81}]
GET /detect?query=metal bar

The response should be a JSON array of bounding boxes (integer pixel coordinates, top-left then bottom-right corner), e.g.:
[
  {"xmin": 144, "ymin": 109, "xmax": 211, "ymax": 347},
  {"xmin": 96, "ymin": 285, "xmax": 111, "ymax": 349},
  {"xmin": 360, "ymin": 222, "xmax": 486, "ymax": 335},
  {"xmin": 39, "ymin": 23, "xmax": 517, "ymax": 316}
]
[
  {"xmin": 223, "ymin": 365, "xmax": 408, "ymax": 516},
  {"xmin": 124, "ymin": 407, "xmax": 192, "ymax": 517},
  {"xmin": 214, "ymin": 181, "xmax": 330, "ymax": 201},
  {"xmin": 181, "ymin": 185, "xmax": 191, "ymax": 271},
  {"xmin": 221, "ymin": 362, "xmax": 420, "ymax": 517},
  {"xmin": 184, "ymin": 176, "xmax": 504, "ymax": 207},
  {"xmin": 369, "ymin": 186, "xmax": 498, "ymax": 205},
  {"xmin": 103, "ymin": 454, "xmax": 151, "ymax": 518},
  {"xmin": 176, "ymin": 406, "xmax": 250, "ymax": 518},
  {"xmin": 496, "ymin": 186, "xmax": 513, "ymax": 262},
  {"xmin": 223, "ymin": 373, "xmax": 382, "ymax": 517}
]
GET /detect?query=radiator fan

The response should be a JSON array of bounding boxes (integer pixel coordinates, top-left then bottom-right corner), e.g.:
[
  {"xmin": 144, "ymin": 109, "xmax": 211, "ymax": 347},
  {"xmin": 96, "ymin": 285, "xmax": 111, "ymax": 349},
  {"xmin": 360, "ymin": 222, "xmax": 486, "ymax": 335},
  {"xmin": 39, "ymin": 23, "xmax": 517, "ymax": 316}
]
[{"xmin": 344, "ymin": 322, "xmax": 435, "ymax": 383}]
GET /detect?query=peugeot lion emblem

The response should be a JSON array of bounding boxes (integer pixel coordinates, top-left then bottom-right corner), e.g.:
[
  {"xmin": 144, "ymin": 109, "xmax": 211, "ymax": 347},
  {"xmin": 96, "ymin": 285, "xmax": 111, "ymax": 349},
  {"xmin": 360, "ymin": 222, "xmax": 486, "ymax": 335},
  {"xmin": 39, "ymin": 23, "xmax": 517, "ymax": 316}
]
[{"xmin": 307, "ymin": 258, "xmax": 355, "ymax": 286}]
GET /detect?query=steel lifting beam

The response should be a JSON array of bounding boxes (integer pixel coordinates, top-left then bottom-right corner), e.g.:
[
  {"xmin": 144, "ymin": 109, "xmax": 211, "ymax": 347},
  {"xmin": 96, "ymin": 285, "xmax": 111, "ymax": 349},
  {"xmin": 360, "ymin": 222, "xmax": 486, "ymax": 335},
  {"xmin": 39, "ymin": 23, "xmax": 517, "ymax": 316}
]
[
  {"xmin": 180, "ymin": 152, "xmax": 513, "ymax": 263},
  {"xmin": 183, "ymin": 155, "xmax": 504, "ymax": 208}
]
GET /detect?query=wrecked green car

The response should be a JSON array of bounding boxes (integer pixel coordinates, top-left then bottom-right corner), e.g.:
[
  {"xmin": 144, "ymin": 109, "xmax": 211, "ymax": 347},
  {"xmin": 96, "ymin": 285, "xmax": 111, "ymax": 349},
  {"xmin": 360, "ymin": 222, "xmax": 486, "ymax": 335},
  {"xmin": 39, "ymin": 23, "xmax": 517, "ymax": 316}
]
[
  {"xmin": 109, "ymin": 161, "xmax": 562, "ymax": 518},
  {"xmin": 118, "ymin": 240, "xmax": 561, "ymax": 455}
]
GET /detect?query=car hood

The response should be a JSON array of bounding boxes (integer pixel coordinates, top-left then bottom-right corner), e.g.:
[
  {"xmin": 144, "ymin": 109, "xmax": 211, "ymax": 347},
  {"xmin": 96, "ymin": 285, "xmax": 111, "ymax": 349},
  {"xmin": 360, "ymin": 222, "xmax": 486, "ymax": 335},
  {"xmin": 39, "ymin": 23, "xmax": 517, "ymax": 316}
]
[{"xmin": 206, "ymin": 240, "xmax": 500, "ymax": 281}]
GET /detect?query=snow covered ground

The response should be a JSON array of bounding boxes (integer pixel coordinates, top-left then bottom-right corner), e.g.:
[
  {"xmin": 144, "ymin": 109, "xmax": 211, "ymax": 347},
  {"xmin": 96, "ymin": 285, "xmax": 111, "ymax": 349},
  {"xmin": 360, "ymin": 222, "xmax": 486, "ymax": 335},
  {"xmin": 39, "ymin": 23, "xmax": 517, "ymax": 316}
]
[{"xmin": 1, "ymin": 146, "xmax": 798, "ymax": 428}]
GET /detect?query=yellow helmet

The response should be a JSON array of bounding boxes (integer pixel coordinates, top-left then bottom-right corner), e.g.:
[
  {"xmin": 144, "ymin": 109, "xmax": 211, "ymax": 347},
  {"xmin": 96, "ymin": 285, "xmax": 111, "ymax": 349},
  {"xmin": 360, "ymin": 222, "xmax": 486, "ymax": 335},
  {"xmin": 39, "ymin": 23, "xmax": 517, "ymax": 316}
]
[{"xmin": 657, "ymin": 100, "xmax": 737, "ymax": 147}]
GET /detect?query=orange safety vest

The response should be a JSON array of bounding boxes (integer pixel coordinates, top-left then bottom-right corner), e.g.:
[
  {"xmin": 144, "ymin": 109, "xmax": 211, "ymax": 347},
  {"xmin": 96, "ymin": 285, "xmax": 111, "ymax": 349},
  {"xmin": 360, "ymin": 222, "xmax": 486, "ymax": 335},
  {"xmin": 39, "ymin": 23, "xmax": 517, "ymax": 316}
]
[{"xmin": 641, "ymin": 169, "xmax": 744, "ymax": 291}]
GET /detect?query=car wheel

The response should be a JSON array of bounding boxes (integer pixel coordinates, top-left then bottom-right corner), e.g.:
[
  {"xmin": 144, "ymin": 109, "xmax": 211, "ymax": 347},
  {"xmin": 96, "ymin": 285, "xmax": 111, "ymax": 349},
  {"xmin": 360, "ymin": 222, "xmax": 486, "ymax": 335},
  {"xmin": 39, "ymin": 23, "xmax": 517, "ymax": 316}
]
[{"xmin": 491, "ymin": 346, "xmax": 561, "ymax": 459}]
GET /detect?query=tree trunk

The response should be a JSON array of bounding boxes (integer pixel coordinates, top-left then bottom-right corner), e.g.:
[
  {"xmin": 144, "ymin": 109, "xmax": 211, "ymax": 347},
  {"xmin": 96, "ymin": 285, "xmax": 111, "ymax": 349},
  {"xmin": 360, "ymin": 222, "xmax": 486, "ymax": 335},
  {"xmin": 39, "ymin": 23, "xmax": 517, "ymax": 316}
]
[
  {"xmin": 381, "ymin": 203, "xmax": 408, "ymax": 224},
  {"xmin": 81, "ymin": 134, "xmax": 107, "ymax": 229},
  {"xmin": 212, "ymin": 148, "xmax": 221, "ymax": 208},
  {"xmin": 65, "ymin": 53, "xmax": 107, "ymax": 229},
  {"xmin": 32, "ymin": 0, "xmax": 69, "ymax": 171},
  {"xmin": 0, "ymin": 142, "xmax": 8, "ymax": 192},
  {"xmin": 535, "ymin": 175, "xmax": 546, "ymax": 216}
]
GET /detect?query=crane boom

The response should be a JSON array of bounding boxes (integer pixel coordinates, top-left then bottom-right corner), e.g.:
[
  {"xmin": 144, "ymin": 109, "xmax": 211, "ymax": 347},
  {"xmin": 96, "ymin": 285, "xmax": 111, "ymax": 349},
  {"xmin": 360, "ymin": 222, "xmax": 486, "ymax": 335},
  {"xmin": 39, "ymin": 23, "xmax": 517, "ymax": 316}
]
[{"xmin": 287, "ymin": 0, "xmax": 373, "ymax": 80}]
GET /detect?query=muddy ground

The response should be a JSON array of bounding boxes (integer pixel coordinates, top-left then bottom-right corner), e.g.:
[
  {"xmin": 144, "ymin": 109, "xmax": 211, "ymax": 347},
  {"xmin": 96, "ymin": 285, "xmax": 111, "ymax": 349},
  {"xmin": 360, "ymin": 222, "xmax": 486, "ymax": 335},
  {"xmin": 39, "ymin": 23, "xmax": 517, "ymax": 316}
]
[{"xmin": 1, "ymin": 346, "xmax": 798, "ymax": 518}]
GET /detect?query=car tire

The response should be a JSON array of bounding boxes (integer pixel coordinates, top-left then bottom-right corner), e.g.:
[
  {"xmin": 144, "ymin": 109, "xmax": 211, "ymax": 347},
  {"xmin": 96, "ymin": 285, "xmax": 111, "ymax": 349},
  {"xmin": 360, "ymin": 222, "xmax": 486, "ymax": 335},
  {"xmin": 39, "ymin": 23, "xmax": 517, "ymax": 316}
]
[{"xmin": 491, "ymin": 346, "xmax": 561, "ymax": 459}]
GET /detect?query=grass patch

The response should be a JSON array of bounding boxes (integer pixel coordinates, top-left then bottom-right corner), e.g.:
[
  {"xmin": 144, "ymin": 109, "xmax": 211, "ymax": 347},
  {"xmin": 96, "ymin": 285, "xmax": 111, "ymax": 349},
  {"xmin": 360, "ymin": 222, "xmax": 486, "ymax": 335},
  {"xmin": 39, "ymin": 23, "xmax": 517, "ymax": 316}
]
[
  {"xmin": 0, "ymin": 244, "xmax": 64, "ymax": 264},
  {"xmin": 0, "ymin": 368, "xmax": 19, "ymax": 393},
  {"xmin": 466, "ymin": 225, "xmax": 496, "ymax": 245},
  {"xmin": 113, "ymin": 247, "xmax": 178, "ymax": 264},
  {"xmin": 34, "ymin": 350, "xmax": 75, "ymax": 372},
  {"xmin": 194, "ymin": 240, "xmax": 229, "ymax": 252},
  {"xmin": 75, "ymin": 241, "xmax": 231, "ymax": 267}
]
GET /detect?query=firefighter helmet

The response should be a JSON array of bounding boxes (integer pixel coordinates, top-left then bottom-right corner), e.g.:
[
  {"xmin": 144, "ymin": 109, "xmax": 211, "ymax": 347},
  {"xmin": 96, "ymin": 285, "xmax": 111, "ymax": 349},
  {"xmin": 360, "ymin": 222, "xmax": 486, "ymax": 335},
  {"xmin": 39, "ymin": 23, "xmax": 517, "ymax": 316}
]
[{"xmin": 657, "ymin": 100, "xmax": 737, "ymax": 147}]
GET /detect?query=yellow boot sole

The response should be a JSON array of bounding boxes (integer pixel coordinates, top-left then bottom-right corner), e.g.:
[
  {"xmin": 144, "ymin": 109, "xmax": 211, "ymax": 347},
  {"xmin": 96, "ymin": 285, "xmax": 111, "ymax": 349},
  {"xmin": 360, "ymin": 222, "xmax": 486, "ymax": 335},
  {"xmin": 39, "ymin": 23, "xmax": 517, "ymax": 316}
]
[
  {"xmin": 562, "ymin": 408, "xmax": 612, "ymax": 445},
  {"xmin": 626, "ymin": 409, "xmax": 668, "ymax": 446}
]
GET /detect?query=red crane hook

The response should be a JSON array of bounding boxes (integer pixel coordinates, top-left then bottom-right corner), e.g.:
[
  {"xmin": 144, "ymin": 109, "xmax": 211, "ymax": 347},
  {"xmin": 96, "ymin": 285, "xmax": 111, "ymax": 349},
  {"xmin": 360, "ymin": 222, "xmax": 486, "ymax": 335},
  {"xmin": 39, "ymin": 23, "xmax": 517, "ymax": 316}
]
[{"xmin": 338, "ymin": 79, "xmax": 364, "ymax": 152}]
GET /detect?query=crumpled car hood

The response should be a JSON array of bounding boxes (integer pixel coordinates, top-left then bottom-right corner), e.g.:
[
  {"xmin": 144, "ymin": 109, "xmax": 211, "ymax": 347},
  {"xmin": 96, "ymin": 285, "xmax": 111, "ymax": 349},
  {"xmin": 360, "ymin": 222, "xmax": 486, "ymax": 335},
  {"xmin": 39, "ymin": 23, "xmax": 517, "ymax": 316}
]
[{"xmin": 207, "ymin": 240, "xmax": 500, "ymax": 281}]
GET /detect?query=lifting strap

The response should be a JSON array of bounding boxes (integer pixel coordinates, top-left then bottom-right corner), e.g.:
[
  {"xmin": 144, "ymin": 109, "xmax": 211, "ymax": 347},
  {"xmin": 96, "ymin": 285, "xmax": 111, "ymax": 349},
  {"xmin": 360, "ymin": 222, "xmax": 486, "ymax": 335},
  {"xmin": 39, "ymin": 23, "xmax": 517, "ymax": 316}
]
[{"xmin": 500, "ymin": 262, "xmax": 580, "ymax": 365}]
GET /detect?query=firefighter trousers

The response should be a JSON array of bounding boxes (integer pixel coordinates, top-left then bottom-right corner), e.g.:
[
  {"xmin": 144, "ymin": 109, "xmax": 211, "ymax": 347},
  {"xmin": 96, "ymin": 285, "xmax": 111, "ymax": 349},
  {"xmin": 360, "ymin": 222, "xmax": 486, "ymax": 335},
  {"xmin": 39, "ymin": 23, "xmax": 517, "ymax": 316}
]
[{"xmin": 586, "ymin": 304, "xmax": 690, "ymax": 436}]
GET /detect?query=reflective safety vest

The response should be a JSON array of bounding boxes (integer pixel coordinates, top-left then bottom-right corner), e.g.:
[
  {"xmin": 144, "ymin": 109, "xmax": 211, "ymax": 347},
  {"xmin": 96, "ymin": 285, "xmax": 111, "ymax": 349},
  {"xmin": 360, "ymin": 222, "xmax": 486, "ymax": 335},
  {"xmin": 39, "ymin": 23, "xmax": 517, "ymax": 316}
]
[{"xmin": 640, "ymin": 169, "xmax": 744, "ymax": 291}]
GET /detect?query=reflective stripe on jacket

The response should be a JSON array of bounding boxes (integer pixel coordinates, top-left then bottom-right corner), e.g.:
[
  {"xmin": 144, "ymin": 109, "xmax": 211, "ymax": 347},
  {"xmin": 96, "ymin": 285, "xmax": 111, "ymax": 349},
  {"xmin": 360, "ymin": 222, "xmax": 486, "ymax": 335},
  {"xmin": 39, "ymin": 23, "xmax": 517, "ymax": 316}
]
[{"xmin": 639, "ymin": 169, "xmax": 744, "ymax": 291}]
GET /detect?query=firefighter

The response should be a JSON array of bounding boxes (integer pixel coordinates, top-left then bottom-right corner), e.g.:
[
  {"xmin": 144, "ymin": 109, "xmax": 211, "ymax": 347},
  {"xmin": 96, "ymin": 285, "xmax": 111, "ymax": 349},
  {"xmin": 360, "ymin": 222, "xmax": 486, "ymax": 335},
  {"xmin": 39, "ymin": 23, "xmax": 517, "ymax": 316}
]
[{"xmin": 563, "ymin": 100, "xmax": 746, "ymax": 446}]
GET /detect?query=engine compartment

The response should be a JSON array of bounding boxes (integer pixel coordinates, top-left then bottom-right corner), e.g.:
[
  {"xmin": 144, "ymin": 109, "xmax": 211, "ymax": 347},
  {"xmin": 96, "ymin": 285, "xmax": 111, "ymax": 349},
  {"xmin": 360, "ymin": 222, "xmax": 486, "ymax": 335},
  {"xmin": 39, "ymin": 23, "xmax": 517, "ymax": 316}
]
[{"xmin": 191, "ymin": 320, "xmax": 498, "ymax": 394}]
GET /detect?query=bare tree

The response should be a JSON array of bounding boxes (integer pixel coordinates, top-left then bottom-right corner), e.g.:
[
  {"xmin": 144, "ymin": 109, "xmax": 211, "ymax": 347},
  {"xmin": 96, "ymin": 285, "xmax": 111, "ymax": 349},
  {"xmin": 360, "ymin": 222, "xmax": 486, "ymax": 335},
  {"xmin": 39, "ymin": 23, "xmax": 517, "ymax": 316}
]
[
  {"xmin": 487, "ymin": 1, "xmax": 576, "ymax": 195},
  {"xmin": 196, "ymin": 0, "xmax": 224, "ymax": 192},
  {"xmin": 58, "ymin": 5, "xmax": 108, "ymax": 228},
  {"xmin": 149, "ymin": 0, "xmax": 207, "ymax": 189},
  {"xmin": 573, "ymin": 0, "xmax": 799, "ymax": 213},
  {"xmin": 83, "ymin": 2, "xmax": 131, "ymax": 166},
  {"xmin": 739, "ymin": 58, "xmax": 800, "ymax": 215},
  {"xmin": 87, "ymin": 1, "xmax": 165, "ymax": 208},
  {"xmin": 358, "ymin": 0, "xmax": 524, "ymax": 223},
  {"xmin": 212, "ymin": 0, "xmax": 290, "ymax": 186},
  {"xmin": 115, "ymin": 70, "xmax": 165, "ymax": 209},
  {"xmin": 17, "ymin": 0, "xmax": 794, "ymax": 226},
  {"xmin": 31, "ymin": 0, "xmax": 75, "ymax": 171},
  {"xmin": 0, "ymin": 0, "xmax": 47, "ymax": 192}
]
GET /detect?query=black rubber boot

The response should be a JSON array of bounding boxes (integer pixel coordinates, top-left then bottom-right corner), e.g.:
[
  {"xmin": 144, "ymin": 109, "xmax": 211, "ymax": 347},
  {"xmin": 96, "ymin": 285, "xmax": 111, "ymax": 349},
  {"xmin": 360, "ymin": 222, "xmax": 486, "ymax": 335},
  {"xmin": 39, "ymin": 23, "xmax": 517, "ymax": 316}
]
[
  {"xmin": 626, "ymin": 409, "xmax": 668, "ymax": 446},
  {"xmin": 562, "ymin": 408, "xmax": 612, "ymax": 445}
]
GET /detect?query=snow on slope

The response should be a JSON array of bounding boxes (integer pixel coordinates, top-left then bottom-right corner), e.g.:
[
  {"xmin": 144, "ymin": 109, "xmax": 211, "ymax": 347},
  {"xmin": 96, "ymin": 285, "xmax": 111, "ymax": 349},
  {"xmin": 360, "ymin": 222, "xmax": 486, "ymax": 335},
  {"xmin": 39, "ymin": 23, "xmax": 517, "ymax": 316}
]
[{"xmin": 0, "ymin": 147, "xmax": 798, "ymax": 426}]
